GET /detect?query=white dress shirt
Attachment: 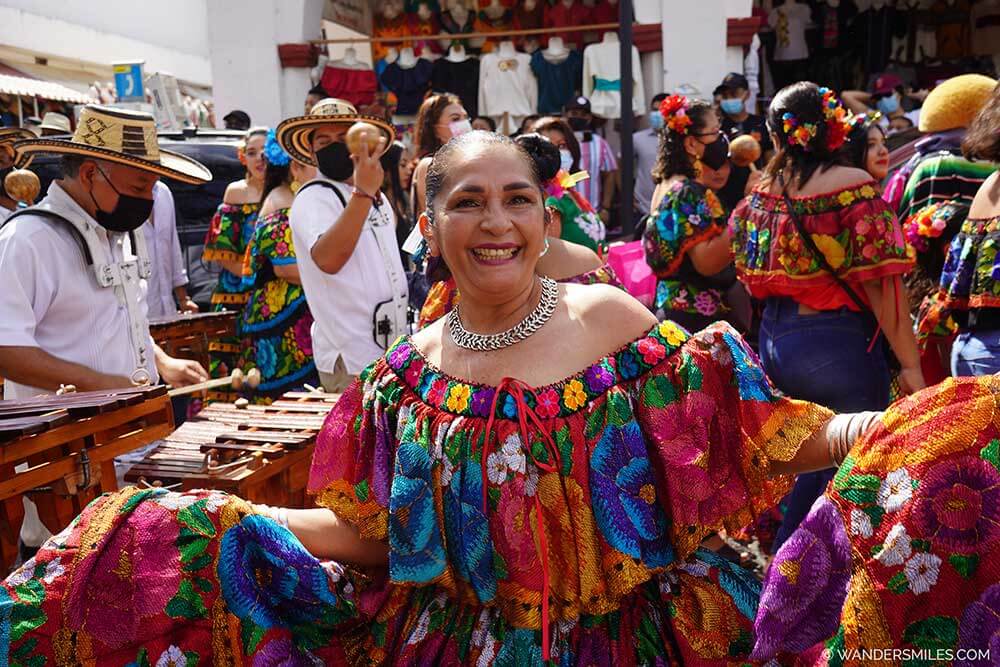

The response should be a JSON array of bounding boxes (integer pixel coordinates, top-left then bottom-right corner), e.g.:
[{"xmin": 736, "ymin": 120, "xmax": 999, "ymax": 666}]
[
  {"xmin": 0, "ymin": 182, "xmax": 158, "ymax": 400},
  {"xmin": 141, "ymin": 181, "xmax": 188, "ymax": 319},
  {"xmin": 290, "ymin": 178, "xmax": 408, "ymax": 376}
]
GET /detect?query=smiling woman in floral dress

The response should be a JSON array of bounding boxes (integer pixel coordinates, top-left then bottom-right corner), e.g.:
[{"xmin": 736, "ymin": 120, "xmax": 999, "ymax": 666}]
[{"xmin": 2, "ymin": 130, "xmax": 891, "ymax": 665}]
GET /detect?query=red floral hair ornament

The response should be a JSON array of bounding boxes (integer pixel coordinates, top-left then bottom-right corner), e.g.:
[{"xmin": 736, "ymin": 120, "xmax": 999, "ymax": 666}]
[{"xmin": 659, "ymin": 95, "xmax": 693, "ymax": 135}]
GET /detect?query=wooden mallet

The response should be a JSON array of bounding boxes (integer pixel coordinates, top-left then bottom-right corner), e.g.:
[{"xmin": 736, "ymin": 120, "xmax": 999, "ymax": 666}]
[{"xmin": 167, "ymin": 367, "xmax": 261, "ymax": 397}]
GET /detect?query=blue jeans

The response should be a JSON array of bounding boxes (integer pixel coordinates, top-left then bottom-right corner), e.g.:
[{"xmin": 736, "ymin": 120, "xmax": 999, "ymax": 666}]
[
  {"xmin": 759, "ymin": 298, "xmax": 892, "ymax": 551},
  {"xmin": 952, "ymin": 329, "xmax": 1000, "ymax": 377}
]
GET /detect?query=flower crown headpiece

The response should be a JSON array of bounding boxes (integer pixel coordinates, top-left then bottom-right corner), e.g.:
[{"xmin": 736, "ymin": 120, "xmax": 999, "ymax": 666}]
[
  {"xmin": 263, "ymin": 129, "xmax": 291, "ymax": 167},
  {"xmin": 781, "ymin": 87, "xmax": 853, "ymax": 152},
  {"xmin": 659, "ymin": 95, "xmax": 693, "ymax": 135}
]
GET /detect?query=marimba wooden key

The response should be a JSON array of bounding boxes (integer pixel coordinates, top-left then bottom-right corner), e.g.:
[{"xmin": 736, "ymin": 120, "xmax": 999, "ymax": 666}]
[
  {"xmin": 124, "ymin": 390, "xmax": 339, "ymax": 508},
  {"xmin": 0, "ymin": 386, "xmax": 173, "ymax": 573}
]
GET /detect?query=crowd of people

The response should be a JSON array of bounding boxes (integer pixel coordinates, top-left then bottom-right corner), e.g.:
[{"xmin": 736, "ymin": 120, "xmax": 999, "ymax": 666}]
[{"xmin": 2, "ymin": 60, "xmax": 1000, "ymax": 664}]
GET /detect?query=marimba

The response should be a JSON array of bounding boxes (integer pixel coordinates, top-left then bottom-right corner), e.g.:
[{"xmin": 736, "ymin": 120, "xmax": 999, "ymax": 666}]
[
  {"xmin": 125, "ymin": 391, "xmax": 338, "ymax": 508},
  {"xmin": 149, "ymin": 311, "xmax": 238, "ymax": 372},
  {"xmin": 0, "ymin": 386, "xmax": 173, "ymax": 571}
]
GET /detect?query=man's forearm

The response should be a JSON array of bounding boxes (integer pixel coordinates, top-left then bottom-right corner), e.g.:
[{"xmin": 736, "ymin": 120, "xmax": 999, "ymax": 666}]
[
  {"xmin": 310, "ymin": 195, "xmax": 372, "ymax": 274},
  {"xmin": 173, "ymin": 286, "xmax": 189, "ymax": 303},
  {"xmin": 0, "ymin": 346, "xmax": 129, "ymax": 392}
]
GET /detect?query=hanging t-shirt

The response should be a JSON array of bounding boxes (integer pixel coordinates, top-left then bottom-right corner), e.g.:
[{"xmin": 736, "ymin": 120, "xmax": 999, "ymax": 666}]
[
  {"xmin": 768, "ymin": 3, "xmax": 811, "ymax": 61},
  {"xmin": 380, "ymin": 59, "xmax": 434, "ymax": 115},
  {"xmin": 530, "ymin": 50, "xmax": 583, "ymax": 114},
  {"xmin": 320, "ymin": 67, "xmax": 378, "ymax": 108},
  {"xmin": 544, "ymin": 1, "xmax": 591, "ymax": 49},
  {"xmin": 581, "ymin": 40, "xmax": 645, "ymax": 119},
  {"xmin": 477, "ymin": 51, "xmax": 538, "ymax": 122},
  {"xmin": 431, "ymin": 57, "xmax": 481, "ymax": 118}
]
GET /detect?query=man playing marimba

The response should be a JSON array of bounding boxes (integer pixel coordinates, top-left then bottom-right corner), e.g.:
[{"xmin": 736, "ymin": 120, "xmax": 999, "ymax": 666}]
[{"xmin": 0, "ymin": 105, "xmax": 212, "ymax": 401}]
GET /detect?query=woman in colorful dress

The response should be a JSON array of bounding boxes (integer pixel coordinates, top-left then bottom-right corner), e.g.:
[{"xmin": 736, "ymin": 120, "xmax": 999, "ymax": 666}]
[
  {"xmin": 2, "ymin": 129, "xmax": 886, "ymax": 665},
  {"xmin": 417, "ymin": 131, "xmax": 619, "ymax": 327},
  {"xmin": 202, "ymin": 126, "xmax": 267, "ymax": 401},
  {"xmin": 937, "ymin": 83, "xmax": 1000, "ymax": 377},
  {"xmin": 643, "ymin": 95, "xmax": 738, "ymax": 332},
  {"xmin": 238, "ymin": 130, "xmax": 320, "ymax": 401},
  {"xmin": 730, "ymin": 82, "xmax": 923, "ymax": 550},
  {"xmin": 530, "ymin": 117, "xmax": 607, "ymax": 253}
]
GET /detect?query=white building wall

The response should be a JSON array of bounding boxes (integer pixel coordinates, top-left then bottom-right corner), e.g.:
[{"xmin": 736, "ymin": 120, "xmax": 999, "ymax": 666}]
[
  {"xmin": 206, "ymin": 0, "xmax": 324, "ymax": 129},
  {"xmin": 659, "ymin": 0, "xmax": 752, "ymax": 100},
  {"xmin": 0, "ymin": 2, "xmax": 211, "ymax": 85}
]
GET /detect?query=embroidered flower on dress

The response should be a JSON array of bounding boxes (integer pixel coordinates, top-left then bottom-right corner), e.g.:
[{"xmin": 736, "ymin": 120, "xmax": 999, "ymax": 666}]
[
  {"xmin": 875, "ymin": 523, "xmax": 912, "ymax": 567},
  {"xmin": 155, "ymin": 645, "xmax": 187, "ymax": 667},
  {"xmin": 904, "ymin": 552, "xmax": 942, "ymax": 595},
  {"xmin": 849, "ymin": 509, "xmax": 874, "ymax": 538},
  {"xmin": 637, "ymin": 338, "xmax": 666, "ymax": 365},
  {"xmin": 470, "ymin": 388, "xmax": 496, "ymax": 418},
  {"xmin": 658, "ymin": 320, "xmax": 687, "ymax": 347},
  {"xmin": 426, "ymin": 378, "xmax": 448, "ymax": 406},
  {"xmin": 502, "ymin": 434, "xmax": 527, "ymax": 474},
  {"xmin": 877, "ymin": 468, "xmax": 913, "ymax": 513},
  {"xmin": 486, "ymin": 451, "xmax": 508, "ymax": 485},
  {"xmin": 446, "ymin": 384, "xmax": 471, "ymax": 412},
  {"xmin": 41, "ymin": 558, "xmax": 65, "ymax": 584},
  {"xmin": 536, "ymin": 388, "xmax": 561, "ymax": 417},
  {"xmin": 584, "ymin": 363, "xmax": 615, "ymax": 393},
  {"xmin": 389, "ymin": 343, "xmax": 413, "ymax": 371},
  {"xmin": 562, "ymin": 379, "xmax": 589, "ymax": 410}
]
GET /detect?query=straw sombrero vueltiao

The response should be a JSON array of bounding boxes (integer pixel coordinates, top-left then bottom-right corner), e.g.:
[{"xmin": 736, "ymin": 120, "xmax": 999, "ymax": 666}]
[
  {"xmin": 14, "ymin": 105, "xmax": 212, "ymax": 184},
  {"xmin": 0, "ymin": 128, "xmax": 35, "ymax": 168},
  {"xmin": 275, "ymin": 98, "xmax": 394, "ymax": 167}
]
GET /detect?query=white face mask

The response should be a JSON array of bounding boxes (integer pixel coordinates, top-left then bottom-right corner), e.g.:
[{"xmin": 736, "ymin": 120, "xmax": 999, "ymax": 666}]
[
  {"xmin": 559, "ymin": 149, "xmax": 573, "ymax": 172},
  {"xmin": 449, "ymin": 119, "xmax": 472, "ymax": 138}
]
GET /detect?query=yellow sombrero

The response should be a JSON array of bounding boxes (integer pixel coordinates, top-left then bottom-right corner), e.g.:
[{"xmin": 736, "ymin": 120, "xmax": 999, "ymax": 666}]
[
  {"xmin": 14, "ymin": 105, "xmax": 212, "ymax": 184},
  {"xmin": 919, "ymin": 74, "xmax": 997, "ymax": 133},
  {"xmin": 275, "ymin": 98, "xmax": 394, "ymax": 167}
]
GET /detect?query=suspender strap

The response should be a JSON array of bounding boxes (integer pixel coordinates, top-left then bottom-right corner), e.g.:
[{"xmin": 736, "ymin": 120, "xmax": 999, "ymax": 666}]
[{"xmin": 1, "ymin": 208, "xmax": 94, "ymax": 266}]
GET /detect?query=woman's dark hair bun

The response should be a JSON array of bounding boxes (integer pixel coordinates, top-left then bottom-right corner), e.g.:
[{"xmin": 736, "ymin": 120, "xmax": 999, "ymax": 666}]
[{"xmin": 514, "ymin": 133, "xmax": 561, "ymax": 183}]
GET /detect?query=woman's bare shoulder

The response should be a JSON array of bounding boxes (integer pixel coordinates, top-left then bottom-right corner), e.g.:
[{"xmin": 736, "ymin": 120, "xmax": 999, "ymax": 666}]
[
  {"xmin": 564, "ymin": 282, "xmax": 658, "ymax": 350},
  {"xmin": 799, "ymin": 165, "xmax": 875, "ymax": 195},
  {"xmin": 539, "ymin": 238, "xmax": 603, "ymax": 279},
  {"xmin": 224, "ymin": 180, "xmax": 253, "ymax": 204}
]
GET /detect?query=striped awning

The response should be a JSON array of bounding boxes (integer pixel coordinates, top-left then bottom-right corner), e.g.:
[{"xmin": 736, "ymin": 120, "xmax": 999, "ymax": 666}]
[{"xmin": 0, "ymin": 73, "xmax": 94, "ymax": 104}]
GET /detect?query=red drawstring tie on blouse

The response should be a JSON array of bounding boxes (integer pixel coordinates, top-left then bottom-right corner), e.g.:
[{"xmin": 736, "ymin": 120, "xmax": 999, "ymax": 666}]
[{"xmin": 481, "ymin": 378, "xmax": 563, "ymax": 662}]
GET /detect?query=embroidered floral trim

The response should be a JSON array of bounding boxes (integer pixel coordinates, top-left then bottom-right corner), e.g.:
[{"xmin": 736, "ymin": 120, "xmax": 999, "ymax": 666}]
[
  {"xmin": 383, "ymin": 320, "xmax": 691, "ymax": 418},
  {"xmin": 746, "ymin": 182, "xmax": 880, "ymax": 216}
]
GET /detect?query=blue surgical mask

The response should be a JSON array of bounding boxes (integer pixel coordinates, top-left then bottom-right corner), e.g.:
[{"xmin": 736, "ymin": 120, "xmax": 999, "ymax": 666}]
[
  {"xmin": 648, "ymin": 110, "xmax": 664, "ymax": 131},
  {"xmin": 877, "ymin": 94, "xmax": 899, "ymax": 115},
  {"xmin": 720, "ymin": 98, "xmax": 744, "ymax": 116},
  {"xmin": 559, "ymin": 149, "xmax": 574, "ymax": 172}
]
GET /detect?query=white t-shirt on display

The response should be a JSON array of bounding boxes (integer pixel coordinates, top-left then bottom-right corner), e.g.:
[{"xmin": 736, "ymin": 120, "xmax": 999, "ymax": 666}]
[{"xmin": 768, "ymin": 3, "xmax": 812, "ymax": 61}]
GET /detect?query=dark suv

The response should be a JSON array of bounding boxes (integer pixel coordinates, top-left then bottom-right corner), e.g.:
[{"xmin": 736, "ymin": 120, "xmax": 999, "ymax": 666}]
[{"xmin": 26, "ymin": 128, "xmax": 247, "ymax": 308}]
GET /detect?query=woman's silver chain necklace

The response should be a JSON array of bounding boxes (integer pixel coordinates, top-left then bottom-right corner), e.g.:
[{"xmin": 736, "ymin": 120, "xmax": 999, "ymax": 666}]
[{"xmin": 448, "ymin": 277, "xmax": 559, "ymax": 351}]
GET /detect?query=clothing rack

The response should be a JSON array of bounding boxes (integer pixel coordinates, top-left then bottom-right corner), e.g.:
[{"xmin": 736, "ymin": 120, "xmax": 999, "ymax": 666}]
[{"xmin": 311, "ymin": 22, "xmax": 622, "ymax": 45}]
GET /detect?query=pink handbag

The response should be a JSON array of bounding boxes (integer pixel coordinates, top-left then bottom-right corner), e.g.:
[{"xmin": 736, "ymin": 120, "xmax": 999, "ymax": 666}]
[{"xmin": 606, "ymin": 240, "xmax": 656, "ymax": 308}]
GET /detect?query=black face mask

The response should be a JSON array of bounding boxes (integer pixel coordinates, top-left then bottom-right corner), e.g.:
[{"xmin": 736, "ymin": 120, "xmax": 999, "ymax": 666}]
[
  {"xmin": 700, "ymin": 133, "xmax": 730, "ymax": 171},
  {"xmin": 89, "ymin": 166, "xmax": 154, "ymax": 233},
  {"xmin": 316, "ymin": 141, "xmax": 354, "ymax": 182},
  {"xmin": 567, "ymin": 116, "xmax": 591, "ymax": 132}
]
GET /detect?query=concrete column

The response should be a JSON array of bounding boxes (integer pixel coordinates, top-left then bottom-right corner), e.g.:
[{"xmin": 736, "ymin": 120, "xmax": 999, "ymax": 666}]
[
  {"xmin": 206, "ymin": 0, "xmax": 323, "ymax": 128},
  {"xmin": 659, "ymin": 0, "xmax": 751, "ymax": 100}
]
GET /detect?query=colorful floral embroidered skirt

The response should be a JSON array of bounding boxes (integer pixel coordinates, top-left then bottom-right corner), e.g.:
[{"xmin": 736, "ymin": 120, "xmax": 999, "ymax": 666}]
[{"xmin": 1, "ymin": 487, "xmax": 765, "ymax": 665}]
